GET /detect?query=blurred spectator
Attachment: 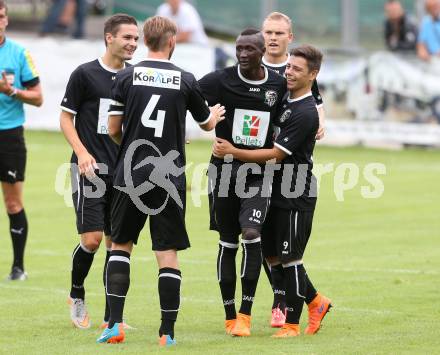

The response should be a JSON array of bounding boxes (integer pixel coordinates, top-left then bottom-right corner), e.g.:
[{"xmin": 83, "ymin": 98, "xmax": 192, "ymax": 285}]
[
  {"xmin": 417, "ymin": 0, "xmax": 440, "ymax": 61},
  {"xmin": 384, "ymin": 0, "xmax": 418, "ymax": 52},
  {"xmin": 156, "ymin": 0, "xmax": 208, "ymax": 45},
  {"xmin": 40, "ymin": 0, "xmax": 87, "ymax": 39}
]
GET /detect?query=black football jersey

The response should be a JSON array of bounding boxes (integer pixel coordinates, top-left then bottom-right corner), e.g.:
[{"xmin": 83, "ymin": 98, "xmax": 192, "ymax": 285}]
[
  {"xmin": 109, "ymin": 59, "xmax": 211, "ymax": 189},
  {"xmin": 271, "ymin": 93, "xmax": 319, "ymax": 211},
  {"xmin": 61, "ymin": 58, "xmax": 126, "ymax": 175},
  {"xmin": 262, "ymin": 55, "xmax": 324, "ymax": 107},
  {"xmin": 199, "ymin": 65, "xmax": 286, "ymax": 157}
]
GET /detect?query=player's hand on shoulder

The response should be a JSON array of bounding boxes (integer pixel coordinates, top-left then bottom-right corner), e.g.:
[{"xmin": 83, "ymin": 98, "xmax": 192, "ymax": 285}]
[
  {"xmin": 77, "ymin": 151, "xmax": 98, "ymax": 178},
  {"xmin": 213, "ymin": 137, "xmax": 233, "ymax": 158},
  {"xmin": 209, "ymin": 103, "xmax": 226, "ymax": 126}
]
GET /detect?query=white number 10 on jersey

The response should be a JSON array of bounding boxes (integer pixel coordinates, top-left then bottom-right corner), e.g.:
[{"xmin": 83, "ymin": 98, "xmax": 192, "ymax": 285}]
[{"xmin": 141, "ymin": 94, "xmax": 165, "ymax": 137}]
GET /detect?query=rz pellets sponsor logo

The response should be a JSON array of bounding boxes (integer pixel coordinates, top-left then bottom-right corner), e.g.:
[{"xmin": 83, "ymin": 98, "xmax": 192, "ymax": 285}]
[
  {"xmin": 133, "ymin": 67, "xmax": 181, "ymax": 90},
  {"xmin": 242, "ymin": 114, "xmax": 260, "ymax": 137},
  {"xmin": 232, "ymin": 109, "xmax": 270, "ymax": 147}
]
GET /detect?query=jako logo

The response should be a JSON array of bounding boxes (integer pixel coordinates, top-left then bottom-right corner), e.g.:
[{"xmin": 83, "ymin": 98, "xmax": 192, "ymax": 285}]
[{"xmin": 133, "ymin": 67, "xmax": 181, "ymax": 90}]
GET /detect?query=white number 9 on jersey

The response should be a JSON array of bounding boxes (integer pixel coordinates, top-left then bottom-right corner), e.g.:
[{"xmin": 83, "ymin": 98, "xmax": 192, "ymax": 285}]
[{"xmin": 141, "ymin": 94, "xmax": 165, "ymax": 137}]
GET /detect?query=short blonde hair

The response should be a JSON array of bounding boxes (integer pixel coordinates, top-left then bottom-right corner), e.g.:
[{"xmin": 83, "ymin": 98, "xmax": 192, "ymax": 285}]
[
  {"xmin": 263, "ymin": 12, "xmax": 292, "ymax": 33},
  {"xmin": 143, "ymin": 16, "xmax": 177, "ymax": 51}
]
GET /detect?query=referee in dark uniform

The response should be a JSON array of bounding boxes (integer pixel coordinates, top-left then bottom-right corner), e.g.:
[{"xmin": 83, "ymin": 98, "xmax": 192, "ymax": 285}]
[
  {"xmin": 214, "ymin": 45, "xmax": 332, "ymax": 338},
  {"xmin": 0, "ymin": 0, "xmax": 43, "ymax": 281},
  {"xmin": 97, "ymin": 15, "xmax": 224, "ymax": 346}
]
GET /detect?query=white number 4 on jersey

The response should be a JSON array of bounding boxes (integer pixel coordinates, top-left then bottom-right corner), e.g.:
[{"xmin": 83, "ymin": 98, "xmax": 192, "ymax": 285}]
[{"xmin": 141, "ymin": 94, "xmax": 166, "ymax": 138}]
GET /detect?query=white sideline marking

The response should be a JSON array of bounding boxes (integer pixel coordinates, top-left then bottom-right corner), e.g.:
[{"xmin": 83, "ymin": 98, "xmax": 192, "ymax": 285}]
[
  {"xmin": 308, "ymin": 265, "xmax": 440, "ymax": 276},
  {"xmin": 6, "ymin": 249, "xmax": 440, "ymax": 275},
  {"xmin": 0, "ymin": 284, "xmax": 401, "ymax": 315}
]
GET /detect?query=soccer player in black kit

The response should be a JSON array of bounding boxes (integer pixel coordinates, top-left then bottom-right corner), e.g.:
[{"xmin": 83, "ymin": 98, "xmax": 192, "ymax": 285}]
[
  {"xmin": 199, "ymin": 29, "xmax": 286, "ymax": 337},
  {"xmin": 214, "ymin": 45, "xmax": 332, "ymax": 338},
  {"xmin": 60, "ymin": 14, "xmax": 138, "ymax": 329},
  {"xmin": 261, "ymin": 11, "xmax": 327, "ymax": 328},
  {"xmin": 97, "ymin": 16, "xmax": 225, "ymax": 346}
]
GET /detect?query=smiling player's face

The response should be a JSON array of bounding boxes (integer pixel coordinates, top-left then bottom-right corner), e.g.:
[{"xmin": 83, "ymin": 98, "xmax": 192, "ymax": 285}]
[{"xmin": 108, "ymin": 24, "xmax": 139, "ymax": 61}]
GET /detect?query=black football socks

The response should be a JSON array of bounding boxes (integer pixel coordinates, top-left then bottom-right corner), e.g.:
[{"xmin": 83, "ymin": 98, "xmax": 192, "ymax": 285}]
[
  {"xmin": 158, "ymin": 267, "xmax": 182, "ymax": 339},
  {"xmin": 106, "ymin": 250, "xmax": 131, "ymax": 328},
  {"xmin": 9, "ymin": 209, "xmax": 28, "ymax": 271}
]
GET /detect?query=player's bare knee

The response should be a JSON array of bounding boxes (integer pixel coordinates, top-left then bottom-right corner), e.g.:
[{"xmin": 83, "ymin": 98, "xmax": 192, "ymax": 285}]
[
  {"xmin": 266, "ymin": 256, "xmax": 280, "ymax": 266},
  {"xmin": 241, "ymin": 227, "xmax": 260, "ymax": 241},
  {"xmin": 81, "ymin": 232, "xmax": 103, "ymax": 252},
  {"xmin": 155, "ymin": 249, "xmax": 178, "ymax": 269},
  {"xmin": 4, "ymin": 198, "xmax": 23, "ymax": 214}
]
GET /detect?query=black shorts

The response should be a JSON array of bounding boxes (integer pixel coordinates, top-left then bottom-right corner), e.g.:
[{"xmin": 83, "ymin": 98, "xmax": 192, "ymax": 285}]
[
  {"xmin": 262, "ymin": 206, "xmax": 315, "ymax": 263},
  {"xmin": 0, "ymin": 126, "xmax": 26, "ymax": 183},
  {"xmin": 111, "ymin": 186, "xmax": 189, "ymax": 251},
  {"xmin": 208, "ymin": 170, "xmax": 270, "ymax": 236},
  {"xmin": 71, "ymin": 170, "xmax": 113, "ymax": 235}
]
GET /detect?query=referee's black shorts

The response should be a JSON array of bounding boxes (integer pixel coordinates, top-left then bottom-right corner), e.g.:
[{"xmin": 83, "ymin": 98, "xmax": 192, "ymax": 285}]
[
  {"xmin": 71, "ymin": 170, "xmax": 113, "ymax": 236},
  {"xmin": 111, "ymin": 186, "xmax": 189, "ymax": 251},
  {"xmin": 262, "ymin": 206, "xmax": 315, "ymax": 263},
  {"xmin": 0, "ymin": 126, "xmax": 26, "ymax": 183}
]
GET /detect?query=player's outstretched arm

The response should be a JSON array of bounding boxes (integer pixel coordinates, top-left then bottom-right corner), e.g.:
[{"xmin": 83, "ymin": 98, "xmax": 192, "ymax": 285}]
[
  {"xmin": 199, "ymin": 104, "xmax": 225, "ymax": 131},
  {"xmin": 315, "ymin": 105, "xmax": 325, "ymax": 140},
  {"xmin": 60, "ymin": 110, "xmax": 97, "ymax": 176},
  {"xmin": 213, "ymin": 138, "xmax": 286, "ymax": 163},
  {"xmin": 108, "ymin": 114, "xmax": 123, "ymax": 145},
  {"xmin": 0, "ymin": 72, "xmax": 43, "ymax": 107}
]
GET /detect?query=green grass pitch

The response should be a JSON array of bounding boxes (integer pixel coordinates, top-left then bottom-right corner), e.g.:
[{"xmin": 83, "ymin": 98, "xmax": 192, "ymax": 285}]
[{"xmin": 1, "ymin": 130, "xmax": 439, "ymax": 354}]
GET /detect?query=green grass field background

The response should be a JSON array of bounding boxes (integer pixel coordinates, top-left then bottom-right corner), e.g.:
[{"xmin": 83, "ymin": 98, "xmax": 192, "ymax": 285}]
[{"xmin": 1, "ymin": 131, "xmax": 439, "ymax": 354}]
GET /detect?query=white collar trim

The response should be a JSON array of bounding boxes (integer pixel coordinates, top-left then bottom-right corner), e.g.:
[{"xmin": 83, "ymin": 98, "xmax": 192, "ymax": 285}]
[
  {"xmin": 98, "ymin": 57, "xmax": 125, "ymax": 73},
  {"xmin": 262, "ymin": 54, "xmax": 289, "ymax": 68},
  {"xmin": 145, "ymin": 57, "xmax": 171, "ymax": 63},
  {"xmin": 287, "ymin": 91, "xmax": 312, "ymax": 102},
  {"xmin": 237, "ymin": 65, "xmax": 268, "ymax": 85}
]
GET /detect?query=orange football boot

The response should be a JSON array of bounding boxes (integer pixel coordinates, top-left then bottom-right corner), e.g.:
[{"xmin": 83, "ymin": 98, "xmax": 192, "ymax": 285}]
[
  {"xmin": 304, "ymin": 293, "xmax": 332, "ymax": 335},
  {"xmin": 231, "ymin": 313, "xmax": 251, "ymax": 337},
  {"xmin": 272, "ymin": 323, "xmax": 300, "ymax": 338}
]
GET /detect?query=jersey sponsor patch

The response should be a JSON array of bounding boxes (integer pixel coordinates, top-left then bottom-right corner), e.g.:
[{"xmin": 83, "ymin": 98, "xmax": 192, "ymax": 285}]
[
  {"xmin": 232, "ymin": 108, "xmax": 270, "ymax": 147},
  {"xmin": 97, "ymin": 98, "xmax": 112, "ymax": 135},
  {"xmin": 133, "ymin": 67, "xmax": 181, "ymax": 90}
]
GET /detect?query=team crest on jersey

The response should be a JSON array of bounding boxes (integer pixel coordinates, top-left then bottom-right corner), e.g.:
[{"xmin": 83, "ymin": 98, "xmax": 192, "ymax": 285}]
[
  {"xmin": 279, "ymin": 109, "xmax": 292, "ymax": 123},
  {"xmin": 133, "ymin": 67, "xmax": 181, "ymax": 90},
  {"xmin": 264, "ymin": 90, "xmax": 278, "ymax": 107}
]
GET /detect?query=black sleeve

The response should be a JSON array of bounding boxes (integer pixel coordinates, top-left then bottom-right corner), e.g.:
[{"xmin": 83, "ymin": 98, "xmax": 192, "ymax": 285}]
[
  {"xmin": 274, "ymin": 108, "xmax": 318, "ymax": 155},
  {"xmin": 22, "ymin": 77, "xmax": 40, "ymax": 88},
  {"xmin": 188, "ymin": 75, "xmax": 211, "ymax": 124},
  {"xmin": 311, "ymin": 80, "xmax": 323, "ymax": 107},
  {"xmin": 108, "ymin": 71, "xmax": 126, "ymax": 115},
  {"xmin": 198, "ymin": 71, "xmax": 220, "ymax": 106},
  {"xmin": 61, "ymin": 66, "xmax": 85, "ymax": 115}
]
